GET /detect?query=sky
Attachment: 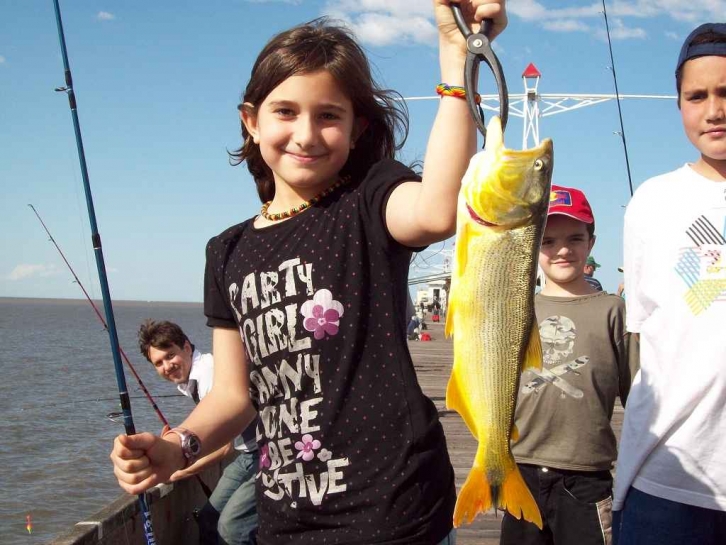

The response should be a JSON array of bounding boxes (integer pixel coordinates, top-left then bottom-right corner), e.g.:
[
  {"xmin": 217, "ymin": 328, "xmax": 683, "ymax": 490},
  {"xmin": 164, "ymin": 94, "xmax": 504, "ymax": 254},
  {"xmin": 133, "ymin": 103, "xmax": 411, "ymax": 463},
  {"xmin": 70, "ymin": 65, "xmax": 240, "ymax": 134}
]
[{"xmin": 2, "ymin": 0, "xmax": 725, "ymax": 303}]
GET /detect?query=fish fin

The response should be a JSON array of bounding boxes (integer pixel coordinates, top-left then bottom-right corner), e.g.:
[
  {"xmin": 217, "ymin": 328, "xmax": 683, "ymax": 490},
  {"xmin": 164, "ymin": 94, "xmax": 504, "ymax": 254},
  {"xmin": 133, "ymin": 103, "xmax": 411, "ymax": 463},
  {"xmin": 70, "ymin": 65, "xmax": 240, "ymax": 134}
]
[
  {"xmin": 453, "ymin": 464, "xmax": 492, "ymax": 527},
  {"xmin": 511, "ymin": 424, "xmax": 519, "ymax": 442},
  {"xmin": 445, "ymin": 216, "xmax": 470, "ymax": 338},
  {"xmin": 522, "ymin": 320, "xmax": 543, "ymax": 371},
  {"xmin": 499, "ymin": 464, "xmax": 543, "ymax": 530},
  {"xmin": 446, "ymin": 368, "xmax": 479, "ymax": 439}
]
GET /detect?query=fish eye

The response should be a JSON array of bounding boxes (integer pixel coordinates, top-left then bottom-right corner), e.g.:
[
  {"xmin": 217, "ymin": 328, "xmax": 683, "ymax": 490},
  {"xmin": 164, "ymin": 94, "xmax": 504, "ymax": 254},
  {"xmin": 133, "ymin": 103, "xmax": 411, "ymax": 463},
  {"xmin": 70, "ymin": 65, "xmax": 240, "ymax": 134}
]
[{"xmin": 533, "ymin": 159, "xmax": 544, "ymax": 171}]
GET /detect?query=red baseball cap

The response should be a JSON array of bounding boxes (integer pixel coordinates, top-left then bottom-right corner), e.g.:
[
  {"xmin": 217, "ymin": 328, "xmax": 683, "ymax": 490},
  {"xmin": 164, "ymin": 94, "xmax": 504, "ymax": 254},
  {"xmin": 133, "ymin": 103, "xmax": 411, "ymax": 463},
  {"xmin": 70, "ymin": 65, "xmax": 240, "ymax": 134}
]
[{"xmin": 548, "ymin": 185, "xmax": 595, "ymax": 224}]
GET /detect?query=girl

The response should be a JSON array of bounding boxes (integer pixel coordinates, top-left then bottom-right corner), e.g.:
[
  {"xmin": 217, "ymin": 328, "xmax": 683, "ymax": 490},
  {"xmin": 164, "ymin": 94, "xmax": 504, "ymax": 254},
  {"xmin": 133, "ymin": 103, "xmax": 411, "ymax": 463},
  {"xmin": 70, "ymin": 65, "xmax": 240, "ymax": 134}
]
[{"xmin": 111, "ymin": 2, "xmax": 507, "ymax": 543}]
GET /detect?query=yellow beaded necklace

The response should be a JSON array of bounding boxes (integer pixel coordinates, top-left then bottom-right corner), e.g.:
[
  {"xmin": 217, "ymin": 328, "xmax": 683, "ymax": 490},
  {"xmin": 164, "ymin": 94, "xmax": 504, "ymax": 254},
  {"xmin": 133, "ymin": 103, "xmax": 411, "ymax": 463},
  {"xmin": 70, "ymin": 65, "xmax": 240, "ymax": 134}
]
[{"xmin": 259, "ymin": 177, "xmax": 349, "ymax": 222}]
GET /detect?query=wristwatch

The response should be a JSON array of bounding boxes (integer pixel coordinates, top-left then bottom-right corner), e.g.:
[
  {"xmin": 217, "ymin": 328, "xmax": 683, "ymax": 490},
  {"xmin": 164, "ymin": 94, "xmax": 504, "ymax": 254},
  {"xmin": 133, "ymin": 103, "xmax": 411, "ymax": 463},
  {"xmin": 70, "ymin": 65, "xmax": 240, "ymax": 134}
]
[{"xmin": 163, "ymin": 427, "xmax": 202, "ymax": 468}]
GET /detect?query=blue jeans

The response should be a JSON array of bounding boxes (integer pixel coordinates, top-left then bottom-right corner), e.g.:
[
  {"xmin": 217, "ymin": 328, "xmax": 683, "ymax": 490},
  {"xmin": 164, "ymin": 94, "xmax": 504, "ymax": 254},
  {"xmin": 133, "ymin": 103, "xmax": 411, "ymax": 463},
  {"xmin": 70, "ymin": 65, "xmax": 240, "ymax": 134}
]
[
  {"xmin": 198, "ymin": 449, "xmax": 259, "ymax": 545},
  {"xmin": 436, "ymin": 528, "xmax": 456, "ymax": 544},
  {"xmin": 613, "ymin": 487, "xmax": 726, "ymax": 545}
]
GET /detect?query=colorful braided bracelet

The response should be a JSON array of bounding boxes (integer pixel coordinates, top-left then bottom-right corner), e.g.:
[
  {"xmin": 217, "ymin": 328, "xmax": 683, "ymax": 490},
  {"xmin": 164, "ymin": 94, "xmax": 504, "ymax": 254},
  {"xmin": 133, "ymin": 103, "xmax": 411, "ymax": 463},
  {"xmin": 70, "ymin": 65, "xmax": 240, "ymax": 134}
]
[{"xmin": 435, "ymin": 83, "xmax": 481, "ymax": 105}]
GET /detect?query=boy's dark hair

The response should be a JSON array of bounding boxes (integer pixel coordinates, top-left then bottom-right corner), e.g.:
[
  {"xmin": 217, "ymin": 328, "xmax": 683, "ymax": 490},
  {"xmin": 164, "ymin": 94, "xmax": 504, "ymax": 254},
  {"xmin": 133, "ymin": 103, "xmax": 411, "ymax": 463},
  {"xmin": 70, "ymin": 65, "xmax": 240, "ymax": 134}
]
[
  {"xmin": 138, "ymin": 319, "xmax": 192, "ymax": 362},
  {"xmin": 230, "ymin": 17, "xmax": 409, "ymax": 203},
  {"xmin": 586, "ymin": 223, "xmax": 595, "ymax": 239},
  {"xmin": 676, "ymin": 28, "xmax": 726, "ymax": 104}
]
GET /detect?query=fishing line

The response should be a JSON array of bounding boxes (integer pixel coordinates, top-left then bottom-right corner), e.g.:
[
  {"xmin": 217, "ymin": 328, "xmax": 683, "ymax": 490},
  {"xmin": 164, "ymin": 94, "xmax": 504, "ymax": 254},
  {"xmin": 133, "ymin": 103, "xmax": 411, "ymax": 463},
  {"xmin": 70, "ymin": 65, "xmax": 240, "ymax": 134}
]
[
  {"xmin": 29, "ymin": 204, "xmax": 214, "ymax": 499},
  {"xmin": 601, "ymin": 0, "xmax": 635, "ymax": 197},
  {"xmin": 16, "ymin": 394, "xmax": 186, "ymax": 413},
  {"xmin": 30, "ymin": 205, "xmax": 171, "ymax": 428}
]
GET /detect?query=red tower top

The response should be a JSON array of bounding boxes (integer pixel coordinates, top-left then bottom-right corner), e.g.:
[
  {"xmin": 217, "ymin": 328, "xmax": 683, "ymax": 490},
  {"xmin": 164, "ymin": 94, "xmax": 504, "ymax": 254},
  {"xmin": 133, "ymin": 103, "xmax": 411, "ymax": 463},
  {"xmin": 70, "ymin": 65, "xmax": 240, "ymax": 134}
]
[{"xmin": 522, "ymin": 63, "xmax": 541, "ymax": 78}]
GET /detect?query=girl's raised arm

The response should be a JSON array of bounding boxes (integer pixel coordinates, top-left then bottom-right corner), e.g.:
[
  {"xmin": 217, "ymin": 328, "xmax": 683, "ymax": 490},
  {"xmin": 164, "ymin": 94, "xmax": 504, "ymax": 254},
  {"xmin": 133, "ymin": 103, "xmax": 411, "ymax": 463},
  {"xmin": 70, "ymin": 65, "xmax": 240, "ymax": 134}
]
[{"xmin": 386, "ymin": 0, "xmax": 507, "ymax": 247}]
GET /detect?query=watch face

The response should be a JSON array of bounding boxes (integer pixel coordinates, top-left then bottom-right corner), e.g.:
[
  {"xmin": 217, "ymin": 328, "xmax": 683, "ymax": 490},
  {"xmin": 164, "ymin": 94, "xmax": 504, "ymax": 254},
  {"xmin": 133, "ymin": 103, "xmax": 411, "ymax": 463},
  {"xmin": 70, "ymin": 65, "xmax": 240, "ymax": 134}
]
[{"xmin": 187, "ymin": 434, "xmax": 202, "ymax": 456}]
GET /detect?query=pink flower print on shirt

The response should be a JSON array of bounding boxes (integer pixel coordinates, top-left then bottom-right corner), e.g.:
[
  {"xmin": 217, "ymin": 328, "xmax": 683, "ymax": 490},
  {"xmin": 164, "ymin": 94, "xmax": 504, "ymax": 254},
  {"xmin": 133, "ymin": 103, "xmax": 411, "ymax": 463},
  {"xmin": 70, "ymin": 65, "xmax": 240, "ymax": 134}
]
[
  {"xmin": 295, "ymin": 434, "xmax": 321, "ymax": 462},
  {"xmin": 259, "ymin": 444, "xmax": 271, "ymax": 469},
  {"xmin": 301, "ymin": 289, "xmax": 344, "ymax": 340}
]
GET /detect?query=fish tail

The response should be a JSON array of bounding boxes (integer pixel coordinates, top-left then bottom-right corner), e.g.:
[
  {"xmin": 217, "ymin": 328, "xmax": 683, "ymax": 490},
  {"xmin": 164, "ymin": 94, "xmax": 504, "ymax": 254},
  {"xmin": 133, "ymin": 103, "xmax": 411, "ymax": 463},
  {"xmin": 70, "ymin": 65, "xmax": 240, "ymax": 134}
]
[
  {"xmin": 499, "ymin": 464, "xmax": 543, "ymax": 529},
  {"xmin": 453, "ymin": 465, "xmax": 492, "ymax": 527}
]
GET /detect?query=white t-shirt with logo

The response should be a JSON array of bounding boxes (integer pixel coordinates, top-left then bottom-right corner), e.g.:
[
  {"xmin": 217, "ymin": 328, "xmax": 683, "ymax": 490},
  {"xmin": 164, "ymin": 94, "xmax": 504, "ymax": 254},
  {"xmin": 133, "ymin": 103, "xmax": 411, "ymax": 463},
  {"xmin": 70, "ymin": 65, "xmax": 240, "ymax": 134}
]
[
  {"xmin": 614, "ymin": 164, "xmax": 726, "ymax": 512},
  {"xmin": 178, "ymin": 350, "xmax": 257, "ymax": 452}
]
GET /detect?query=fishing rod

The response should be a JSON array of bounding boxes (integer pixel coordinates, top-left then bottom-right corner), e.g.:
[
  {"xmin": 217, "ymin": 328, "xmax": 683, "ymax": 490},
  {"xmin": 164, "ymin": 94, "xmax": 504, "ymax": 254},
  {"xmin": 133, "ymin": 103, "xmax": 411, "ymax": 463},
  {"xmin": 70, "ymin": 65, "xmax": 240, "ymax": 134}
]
[
  {"xmin": 50, "ymin": 2, "xmax": 156, "ymax": 541},
  {"xmin": 29, "ymin": 204, "xmax": 214, "ymax": 498},
  {"xmin": 30, "ymin": 204, "xmax": 171, "ymax": 426},
  {"xmin": 602, "ymin": 0, "xmax": 634, "ymax": 197}
]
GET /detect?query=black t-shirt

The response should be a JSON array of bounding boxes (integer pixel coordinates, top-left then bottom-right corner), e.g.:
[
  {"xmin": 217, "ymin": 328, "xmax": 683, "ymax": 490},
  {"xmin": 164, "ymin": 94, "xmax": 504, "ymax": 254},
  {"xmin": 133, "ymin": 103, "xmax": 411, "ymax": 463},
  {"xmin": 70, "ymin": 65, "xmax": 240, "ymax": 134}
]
[{"xmin": 204, "ymin": 159, "xmax": 455, "ymax": 544}]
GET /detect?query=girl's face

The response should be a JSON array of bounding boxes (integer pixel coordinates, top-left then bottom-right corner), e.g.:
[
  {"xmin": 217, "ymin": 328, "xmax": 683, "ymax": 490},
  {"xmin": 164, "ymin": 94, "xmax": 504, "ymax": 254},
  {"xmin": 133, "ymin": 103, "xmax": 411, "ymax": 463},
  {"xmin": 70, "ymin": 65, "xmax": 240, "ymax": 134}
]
[
  {"xmin": 538, "ymin": 215, "xmax": 595, "ymax": 287},
  {"xmin": 679, "ymin": 55, "xmax": 726, "ymax": 166},
  {"xmin": 242, "ymin": 70, "xmax": 363, "ymax": 199}
]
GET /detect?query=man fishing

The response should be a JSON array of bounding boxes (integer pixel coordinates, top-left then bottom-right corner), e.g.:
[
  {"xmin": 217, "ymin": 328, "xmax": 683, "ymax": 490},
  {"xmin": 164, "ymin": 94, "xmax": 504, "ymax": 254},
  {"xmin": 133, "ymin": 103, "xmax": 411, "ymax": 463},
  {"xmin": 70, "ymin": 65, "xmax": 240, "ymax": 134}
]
[{"xmin": 139, "ymin": 320, "xmax": 259, "ymax": 545}]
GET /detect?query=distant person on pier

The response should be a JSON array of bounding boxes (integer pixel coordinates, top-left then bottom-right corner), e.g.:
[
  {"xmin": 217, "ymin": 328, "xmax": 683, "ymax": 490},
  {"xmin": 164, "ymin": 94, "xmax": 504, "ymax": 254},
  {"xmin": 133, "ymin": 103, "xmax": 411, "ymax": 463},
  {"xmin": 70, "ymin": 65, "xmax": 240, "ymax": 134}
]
[
  {"xmin": 612, "ymin": 23, "xmax": 726, "ymax": 545},
  {"xmin": 139, "ymin": 320, "xmax": 258, "ymax": 545},
  {"xmin": 500, "ymin": 185, "xmax": 639, "ymax": 545},
  {"xmin": 583, "ymin": 255, "xmax": 603, "ymax": 291}
]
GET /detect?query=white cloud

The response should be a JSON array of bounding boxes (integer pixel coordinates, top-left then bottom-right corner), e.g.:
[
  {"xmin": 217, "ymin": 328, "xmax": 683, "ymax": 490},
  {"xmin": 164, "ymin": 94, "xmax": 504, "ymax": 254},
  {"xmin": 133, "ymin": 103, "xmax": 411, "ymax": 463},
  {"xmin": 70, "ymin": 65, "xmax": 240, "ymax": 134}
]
[
  {"xmin": 508, "ymin": 0, "xmax": 548, "ymax": 20},
  {"xmin": 665, "ymin": 31, "xmax": 680, "ymax": 40},
  {"xmin": 542, "ymin": 19, "xmax": 591, "ymax": 33},
  {"xmin": 7, "ymin": 264, "xmax": 62, "ymax": 281},
  {"xmin": 330, "ymin": 0, "xmax": 430, "ymax": 17},
  {"xmin": 321, "ymin": 0, "xmax": 724, "ymax": 47},
  {"xmin": 602, "ymin": 18, "xmax": 647, "ymax": 40},
  {"xmin": 502, "ymin": 0, "xmax": 723, "ymax": 39},
  {"xmin": 324, "ymin": 0, "xmax": 436, "ymax": 46},
  {"xmin": 97, "ymin": 11, "xmax": 115, "ymax": 21},
  {"xmin": 0, "ymin": 55, "xmax": 5, "ymax": 64}
]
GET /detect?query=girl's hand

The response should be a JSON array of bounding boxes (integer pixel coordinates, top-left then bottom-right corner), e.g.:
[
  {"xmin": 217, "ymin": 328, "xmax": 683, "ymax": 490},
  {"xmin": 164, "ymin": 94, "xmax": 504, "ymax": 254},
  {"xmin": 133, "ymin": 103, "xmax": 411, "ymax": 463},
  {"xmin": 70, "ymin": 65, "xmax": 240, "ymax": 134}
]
[
  {"xmin": 434, "ymin": 0, "xmax": 508, "ymax": 50},
  {"xmin": 110, "ymin": 432, "xmax": 185, "ymax": 495}
]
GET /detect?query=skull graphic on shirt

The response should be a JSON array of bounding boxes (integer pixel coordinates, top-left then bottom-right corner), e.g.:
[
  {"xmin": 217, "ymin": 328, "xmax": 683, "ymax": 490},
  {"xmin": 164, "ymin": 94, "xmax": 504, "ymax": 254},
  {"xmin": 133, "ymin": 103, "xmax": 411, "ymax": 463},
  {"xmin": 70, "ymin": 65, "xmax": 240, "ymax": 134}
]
[{"xmin": 539, "ymin": 315, "xmax": 576, "ymax": 367}]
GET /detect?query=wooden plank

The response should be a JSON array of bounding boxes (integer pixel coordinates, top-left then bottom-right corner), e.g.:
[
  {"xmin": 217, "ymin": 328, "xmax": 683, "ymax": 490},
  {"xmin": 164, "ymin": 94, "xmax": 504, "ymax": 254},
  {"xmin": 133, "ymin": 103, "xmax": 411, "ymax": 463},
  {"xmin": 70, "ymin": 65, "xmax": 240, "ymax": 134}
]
[{"xmin": 408, "ymin": 321, "xmax": 624, "ymax": 545}]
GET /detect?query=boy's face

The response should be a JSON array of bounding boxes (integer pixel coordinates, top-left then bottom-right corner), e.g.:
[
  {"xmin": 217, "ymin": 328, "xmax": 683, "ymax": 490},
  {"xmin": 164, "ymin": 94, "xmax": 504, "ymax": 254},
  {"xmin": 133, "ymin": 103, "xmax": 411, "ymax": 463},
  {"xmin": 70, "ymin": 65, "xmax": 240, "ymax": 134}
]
[
  {"xmin": 679, "ymin": 55, "xmax": 726, "ymax": 163},
  {"xmin": 539, "ymin": 215, "xmax": 596, "ymax": 286},
  {"xmin": 148, "ymin": 341, "xmax": 193, "ymax": 385}
]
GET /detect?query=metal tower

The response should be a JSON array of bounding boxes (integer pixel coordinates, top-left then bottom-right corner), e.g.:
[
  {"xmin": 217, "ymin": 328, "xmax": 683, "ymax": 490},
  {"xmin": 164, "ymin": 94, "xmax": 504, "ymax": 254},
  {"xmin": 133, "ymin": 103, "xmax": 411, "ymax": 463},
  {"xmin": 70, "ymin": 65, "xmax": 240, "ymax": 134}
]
[
  {"xmin": 404, "ymin": 67, "xmax": 676, "ymax": 285},
  {"xmin": 404, "ymin": 63, "xmax": 676, "ymax": 150}
]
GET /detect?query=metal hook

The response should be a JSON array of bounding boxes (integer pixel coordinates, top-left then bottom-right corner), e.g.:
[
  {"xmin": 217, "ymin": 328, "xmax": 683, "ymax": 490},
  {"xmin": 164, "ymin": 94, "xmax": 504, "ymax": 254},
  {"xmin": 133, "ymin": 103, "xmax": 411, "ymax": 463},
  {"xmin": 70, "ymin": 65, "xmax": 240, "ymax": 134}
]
[{"xmin": 450, "ymin": 5, "xmax": 509, "ymax": 144}]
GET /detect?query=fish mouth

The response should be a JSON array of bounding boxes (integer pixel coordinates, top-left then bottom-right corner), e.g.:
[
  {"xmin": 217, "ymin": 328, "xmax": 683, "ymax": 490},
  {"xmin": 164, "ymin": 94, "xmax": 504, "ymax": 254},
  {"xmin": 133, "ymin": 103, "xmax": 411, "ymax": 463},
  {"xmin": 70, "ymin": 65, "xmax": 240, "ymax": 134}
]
[{"xmin": 467, "ymin": 204, "xmax": 498, "ymax": 227}]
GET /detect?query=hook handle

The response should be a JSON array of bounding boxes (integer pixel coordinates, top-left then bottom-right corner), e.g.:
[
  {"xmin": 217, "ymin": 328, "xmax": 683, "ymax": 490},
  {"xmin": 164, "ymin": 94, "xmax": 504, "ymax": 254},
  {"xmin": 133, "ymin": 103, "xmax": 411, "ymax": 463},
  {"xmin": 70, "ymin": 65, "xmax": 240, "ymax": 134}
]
[
  {"xmin": 451, "ymin": 4, "xmax": 493, "ymax": 40},
  {"xmin": 450, "ymin": 3, "xmax": 508, "ymax": 145}
]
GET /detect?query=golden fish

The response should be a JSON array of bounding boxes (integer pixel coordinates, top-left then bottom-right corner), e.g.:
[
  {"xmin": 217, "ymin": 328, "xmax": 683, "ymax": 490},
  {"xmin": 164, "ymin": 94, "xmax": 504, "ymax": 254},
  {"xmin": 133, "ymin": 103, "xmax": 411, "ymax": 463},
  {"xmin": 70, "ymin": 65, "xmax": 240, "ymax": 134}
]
[{"xmin": 445, "ymin": 116, "xmax": 553, "ymax": 528}]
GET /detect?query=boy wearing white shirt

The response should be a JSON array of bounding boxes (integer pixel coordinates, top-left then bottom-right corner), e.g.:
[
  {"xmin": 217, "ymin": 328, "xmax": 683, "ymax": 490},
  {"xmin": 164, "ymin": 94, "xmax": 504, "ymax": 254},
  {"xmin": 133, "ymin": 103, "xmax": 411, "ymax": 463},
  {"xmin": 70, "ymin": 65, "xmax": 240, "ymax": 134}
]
[{"xmin": 613, "ymin": 22, "xmax": 726, "ymax": 545}]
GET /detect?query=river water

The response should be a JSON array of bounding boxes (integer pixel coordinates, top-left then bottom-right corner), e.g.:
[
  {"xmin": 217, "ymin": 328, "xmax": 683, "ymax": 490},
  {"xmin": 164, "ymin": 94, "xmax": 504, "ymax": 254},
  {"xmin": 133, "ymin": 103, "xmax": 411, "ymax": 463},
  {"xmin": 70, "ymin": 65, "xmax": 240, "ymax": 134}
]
[{"xmin": 0, "ymin": 297, "xmax": 211, "ymax": 544}]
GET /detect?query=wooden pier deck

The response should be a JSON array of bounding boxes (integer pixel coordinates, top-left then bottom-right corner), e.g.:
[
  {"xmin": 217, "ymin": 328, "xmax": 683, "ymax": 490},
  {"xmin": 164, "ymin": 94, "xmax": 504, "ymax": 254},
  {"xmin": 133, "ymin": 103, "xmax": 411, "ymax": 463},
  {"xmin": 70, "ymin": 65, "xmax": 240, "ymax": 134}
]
[{"xmin": 408, "ymin": 321, "xmax": 625, "ymax": 545}]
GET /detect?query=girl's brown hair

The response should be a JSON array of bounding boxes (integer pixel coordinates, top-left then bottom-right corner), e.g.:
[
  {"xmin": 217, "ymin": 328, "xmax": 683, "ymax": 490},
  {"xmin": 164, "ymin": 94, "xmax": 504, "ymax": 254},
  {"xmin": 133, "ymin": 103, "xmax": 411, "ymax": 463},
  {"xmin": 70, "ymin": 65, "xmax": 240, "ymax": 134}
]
[{"xmin": 229, "ymin": 18, "xmax": 409, "ymax": 203}]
